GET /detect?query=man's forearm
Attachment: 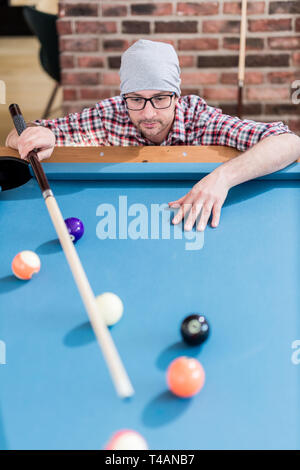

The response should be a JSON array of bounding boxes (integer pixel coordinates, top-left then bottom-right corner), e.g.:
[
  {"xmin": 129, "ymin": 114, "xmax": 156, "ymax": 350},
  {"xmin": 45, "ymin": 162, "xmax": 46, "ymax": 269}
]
[{"xmin": 217, "ymin": 133, "xmax": 300, "ymax": 188}]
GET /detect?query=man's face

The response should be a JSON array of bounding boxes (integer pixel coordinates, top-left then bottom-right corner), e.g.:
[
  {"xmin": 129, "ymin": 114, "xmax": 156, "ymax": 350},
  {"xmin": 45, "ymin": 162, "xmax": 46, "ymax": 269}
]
[{"xmin": 124, "ymin": 90, "xmax": 178, "ymax": 144}]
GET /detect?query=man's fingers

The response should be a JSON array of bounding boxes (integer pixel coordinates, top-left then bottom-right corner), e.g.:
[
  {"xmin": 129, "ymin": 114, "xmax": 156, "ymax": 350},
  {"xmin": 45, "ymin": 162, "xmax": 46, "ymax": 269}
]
[
  {"xmin": 169, "ymin": 174, "xmax": 227, "ymax": 231},
  {"xmin": 211, "ymin": 203, "xmax": 222, "ymax": 228},
  {"xmin": 21, "ymin": 147, "xmax": 51, "ymax": 161},
  {"xmin": 37, "ymin": 149, "xmax": 52, "ymax": 161},
  {"xmin": 19, "ymin": 142, "xmax": 36, "ymax": 159},
  {"xmin": 168, "ymin": 194, "xmax": 186, "ymax": 207},
  {"xmin": 197, "ymin": 202, "xmax": 214, "ymax": 232},
  {"xmin": 172, "ymin": 198, "xmax": 193, "ymax": 225},
  {"xmin": 19, "ymin": 139, "xmax": 52, "ymax": 159},
  {"xmin": 19, "ymin": 146, "xmax": 39, "ymax": 160},
  {"xmin": 184, "ymin": 201, "xmax": 203, "ymax": 231}
]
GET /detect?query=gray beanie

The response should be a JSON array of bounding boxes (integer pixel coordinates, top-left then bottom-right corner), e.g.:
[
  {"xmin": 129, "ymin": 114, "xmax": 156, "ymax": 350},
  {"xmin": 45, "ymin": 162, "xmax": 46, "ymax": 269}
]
[{"xmin": 119, "ymin": 39, "xmax": 181, "ymax": 97}]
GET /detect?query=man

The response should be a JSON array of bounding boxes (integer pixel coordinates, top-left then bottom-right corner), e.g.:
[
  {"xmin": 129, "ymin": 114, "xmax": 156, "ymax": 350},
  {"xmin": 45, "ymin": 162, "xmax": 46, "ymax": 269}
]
[{"xmin": 6, "ymin": 39, "xmax": 300, "ymax": 231}]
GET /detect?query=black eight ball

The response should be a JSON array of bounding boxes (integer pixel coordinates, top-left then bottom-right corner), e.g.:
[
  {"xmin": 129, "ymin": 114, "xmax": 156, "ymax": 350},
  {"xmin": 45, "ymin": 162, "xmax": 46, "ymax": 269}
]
[{"xmin": 180, "ymin": 314, "xmax": 210, "ymax": 346}]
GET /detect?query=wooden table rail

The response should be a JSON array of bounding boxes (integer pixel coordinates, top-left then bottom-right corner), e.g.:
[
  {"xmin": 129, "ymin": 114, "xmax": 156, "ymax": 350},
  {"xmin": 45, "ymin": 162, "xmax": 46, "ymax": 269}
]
[{"xmin": 0, "ymin": 145, "xmax": 239, "ymax": 163}]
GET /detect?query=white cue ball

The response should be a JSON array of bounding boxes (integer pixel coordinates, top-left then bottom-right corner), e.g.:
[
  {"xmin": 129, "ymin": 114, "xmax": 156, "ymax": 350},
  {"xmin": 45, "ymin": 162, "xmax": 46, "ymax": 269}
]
[
  {"xmin": 95, "ymin": 292, "xmax": 123, "ymax": 326},
  {"xmin": 105, "ymin": 430, "xmax": 148, "ymax": 450}
]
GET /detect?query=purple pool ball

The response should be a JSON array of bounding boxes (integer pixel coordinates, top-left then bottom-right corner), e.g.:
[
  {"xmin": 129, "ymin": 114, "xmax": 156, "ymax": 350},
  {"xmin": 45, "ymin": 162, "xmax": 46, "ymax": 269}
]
[{"xmin": 64, "ymin": 217, "xmax": 84, "ymax": 242}]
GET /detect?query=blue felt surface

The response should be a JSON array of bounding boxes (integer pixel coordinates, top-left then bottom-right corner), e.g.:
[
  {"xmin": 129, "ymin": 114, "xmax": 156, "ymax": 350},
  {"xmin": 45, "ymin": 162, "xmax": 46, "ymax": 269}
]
[{"xmin": 0, "ymin": 174, "xmax": 299, "ymax": 449}]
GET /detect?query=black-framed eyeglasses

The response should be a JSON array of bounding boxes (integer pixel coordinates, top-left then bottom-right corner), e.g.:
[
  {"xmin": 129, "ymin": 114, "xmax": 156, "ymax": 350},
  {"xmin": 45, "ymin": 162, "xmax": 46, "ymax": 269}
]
[{"xmin": 123, "ymin": 93, "xmax": 175, "ymax": 111}]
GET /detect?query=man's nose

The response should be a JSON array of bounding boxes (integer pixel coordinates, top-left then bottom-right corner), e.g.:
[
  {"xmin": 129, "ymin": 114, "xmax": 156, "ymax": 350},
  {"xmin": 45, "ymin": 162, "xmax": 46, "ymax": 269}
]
[{"xmin": 142, "ymin": 100, "xmax": 156, "ymax": 119}]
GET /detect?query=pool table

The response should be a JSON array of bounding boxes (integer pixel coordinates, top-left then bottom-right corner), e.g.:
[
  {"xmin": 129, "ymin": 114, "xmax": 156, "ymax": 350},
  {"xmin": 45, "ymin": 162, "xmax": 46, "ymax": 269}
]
[{"xmin": 0, "ymin": 145, "xmax": 299, "ymax": 450}]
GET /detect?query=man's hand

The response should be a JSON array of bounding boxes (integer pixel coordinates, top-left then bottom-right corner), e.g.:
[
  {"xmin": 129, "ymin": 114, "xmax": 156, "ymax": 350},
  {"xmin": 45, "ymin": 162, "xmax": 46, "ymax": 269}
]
[
  {"xmin": 168, "ymin": 169, "xmax": 230, "ymax": 231},
  {"xmin": 5, "ymin": 126, "xmax": 56, "ymax": 161}
]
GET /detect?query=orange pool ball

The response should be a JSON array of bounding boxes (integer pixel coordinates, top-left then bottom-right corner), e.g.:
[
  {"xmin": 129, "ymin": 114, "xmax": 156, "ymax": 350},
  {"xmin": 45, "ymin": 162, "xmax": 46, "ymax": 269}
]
[
  {"xmin": 12, "ymin": 251, "xmax": 41, "ymax": 280},
  {"xmin": 167, "ymin": 356, "xmax": 205, "ymax": 398}
]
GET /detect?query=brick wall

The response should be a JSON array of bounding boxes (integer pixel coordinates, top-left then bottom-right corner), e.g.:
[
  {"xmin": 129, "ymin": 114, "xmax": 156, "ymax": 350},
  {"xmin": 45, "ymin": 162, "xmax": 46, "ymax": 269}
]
[{"xmin": 57, "ymin": 0, "xmax": 300, "ymax": 134}]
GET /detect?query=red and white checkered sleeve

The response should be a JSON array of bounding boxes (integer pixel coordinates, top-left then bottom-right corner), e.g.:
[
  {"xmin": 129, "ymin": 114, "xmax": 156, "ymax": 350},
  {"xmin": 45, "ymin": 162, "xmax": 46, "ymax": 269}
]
[
  {"xmin": 196, "ymin": 102, "xmax": 293, "ymax": 152},
  {"xmin": 34, "ymin": 106, "xmax": 107, "ymax": 146}
]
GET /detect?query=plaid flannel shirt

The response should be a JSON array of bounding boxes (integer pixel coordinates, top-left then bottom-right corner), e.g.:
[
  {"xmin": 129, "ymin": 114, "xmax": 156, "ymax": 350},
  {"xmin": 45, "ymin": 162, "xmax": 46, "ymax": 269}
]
[{"xmin": 36, "ymin": 95, "xmax": 291, "ymax": 151}]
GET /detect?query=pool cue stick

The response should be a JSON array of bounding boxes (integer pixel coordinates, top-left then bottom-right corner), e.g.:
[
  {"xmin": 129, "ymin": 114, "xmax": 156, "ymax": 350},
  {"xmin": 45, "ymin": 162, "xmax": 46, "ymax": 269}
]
[
  {"xmin": 237, "ymin": 0, "xmax": 247, "ymax": 119},
  {"xmin": 9, "ymin": 104, "xmax": 134, "ymax": 399}
]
